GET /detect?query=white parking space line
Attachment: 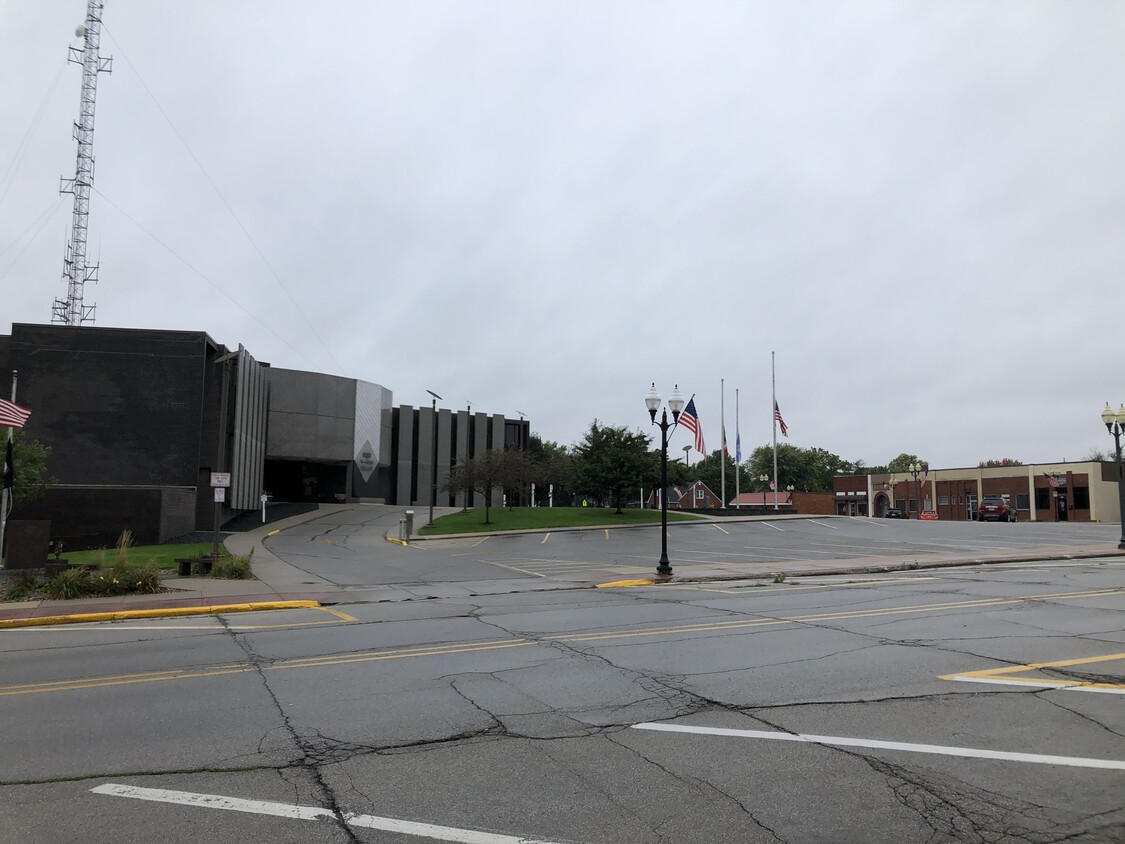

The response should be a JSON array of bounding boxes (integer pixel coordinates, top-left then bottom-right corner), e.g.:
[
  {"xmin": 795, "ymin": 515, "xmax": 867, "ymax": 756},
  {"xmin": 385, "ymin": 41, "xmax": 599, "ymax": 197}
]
[
  {"xmin": 760, "ymin": 522, "xmax": 786, "ymax": 532},
  {"xmin": 851, "ymin": 517, "xmax": 890, "ymax": 528},
  {"xmin": 540, "ymin": 533, "xmax": 550, "ymax": 544},
  {"xmin": 92, "ymin": 783, "xmax": 575, "ymax": 843},
  {"xmin": 712, "ymin": 523, "xmax": 730, "ymax": 534},
  {"xmin": 806, "ymin": 520, "xmax": 838, "ymax": 530},
  {"xmin": 631, "ymin": 723, "xmax": 1125, "ymax": 771}
]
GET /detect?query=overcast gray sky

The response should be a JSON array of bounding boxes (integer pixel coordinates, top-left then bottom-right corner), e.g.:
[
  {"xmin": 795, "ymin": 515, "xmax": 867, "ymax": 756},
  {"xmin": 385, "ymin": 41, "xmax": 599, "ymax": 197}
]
[{"xmin": 2, "ymin": 1, "xmax": 1122, "ymax": 469}]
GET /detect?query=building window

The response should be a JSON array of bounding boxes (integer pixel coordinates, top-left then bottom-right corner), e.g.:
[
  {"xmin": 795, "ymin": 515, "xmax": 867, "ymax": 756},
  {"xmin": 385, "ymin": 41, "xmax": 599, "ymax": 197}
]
[
  {"xmin": 895, "ymin": 499, "xmax": 906, "ymax": 510},
  {"xmin": 1035, "ymin": 488, "xmax": 1051, "ymax": 509},
  {"xmin": 908, "ymin": 498, "xmax": 917, "ymax": 513},
  {"xmin": 1073, "ymin": 486, "xmax": 1090, "ymax": 509},
  {"xmin": 1016, "ymin": 493, "xmax": 1030, "ymax": 510},
  {"xmin": 696, "ymin": 489, "xmax": 705, "ymax": 500},
  {"xmin": 939, "ymin": 495, "xmax": 950, "ymax": 506}
]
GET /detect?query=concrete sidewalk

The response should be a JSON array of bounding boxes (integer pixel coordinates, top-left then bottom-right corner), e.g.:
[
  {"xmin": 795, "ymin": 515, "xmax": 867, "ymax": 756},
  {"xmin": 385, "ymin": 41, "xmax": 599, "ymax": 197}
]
[{"xmin": 2, "ymin": 505, "xmax": 1122, "ymax": 625}]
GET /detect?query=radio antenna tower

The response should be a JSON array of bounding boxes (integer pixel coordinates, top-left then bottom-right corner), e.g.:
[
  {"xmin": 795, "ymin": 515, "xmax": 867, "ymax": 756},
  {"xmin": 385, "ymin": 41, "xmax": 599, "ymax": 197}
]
[{"xmin": 52, "ymin": 0, "xmax": 112, "ymax": 326}]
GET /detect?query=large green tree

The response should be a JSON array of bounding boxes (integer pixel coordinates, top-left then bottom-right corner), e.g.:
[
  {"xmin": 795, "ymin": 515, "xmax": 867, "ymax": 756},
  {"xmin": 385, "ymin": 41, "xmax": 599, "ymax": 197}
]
[
  {"xmin": 746, "ymin": 443, "xmax": 848, "ymax": 493},
  {"xmin": 887, "ymin": 453, "xmax": 927, "ymax": 473},
  {"xmin": 527, "ymin": 435, "xmax": 575, "ymax": 505},
  {"xmin": 572, "ymin": 420, "xmax": 654, "ymax": 512},
  {"xmin": 6, "ymin": 431, "xmax": 53, "ymax": 509}
]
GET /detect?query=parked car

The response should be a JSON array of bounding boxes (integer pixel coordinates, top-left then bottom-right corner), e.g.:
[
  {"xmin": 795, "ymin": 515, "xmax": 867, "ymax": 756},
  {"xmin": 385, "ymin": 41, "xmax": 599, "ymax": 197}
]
[
  {"xmin": 884, "ymin": 508, "xmax": 907, "ymax": 519},
  {"xmin": 978, "ymin": 496, "xmax": 1017, "ymax": 522}
]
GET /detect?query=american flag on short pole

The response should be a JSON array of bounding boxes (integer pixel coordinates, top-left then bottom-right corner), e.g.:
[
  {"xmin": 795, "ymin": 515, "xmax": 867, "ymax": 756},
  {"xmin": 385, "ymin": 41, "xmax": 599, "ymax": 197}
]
[
  {"xmin": 680, "ymin": 397, "xmax": 706, "ymax": 455},
  {"xmin": 773, "ymin": 401, "xmax": 788, "ymax": 438},
  {"xmin": 0, "ymin": 398, "xmax": 31, "ymax": 429}
]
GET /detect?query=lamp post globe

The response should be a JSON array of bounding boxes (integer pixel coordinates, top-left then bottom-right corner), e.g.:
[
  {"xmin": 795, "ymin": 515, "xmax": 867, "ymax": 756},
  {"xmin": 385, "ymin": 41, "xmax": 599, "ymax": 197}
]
[{"xmin": 647, "ymin": 383, "xmax": 682, "ymax": 579}]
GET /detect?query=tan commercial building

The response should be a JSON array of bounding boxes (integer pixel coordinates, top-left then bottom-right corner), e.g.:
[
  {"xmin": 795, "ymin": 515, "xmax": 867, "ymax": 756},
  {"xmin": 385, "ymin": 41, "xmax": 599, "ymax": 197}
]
[{"xmin": 833, "ymin": 461, "xmax": 1119, "ymax": 523}]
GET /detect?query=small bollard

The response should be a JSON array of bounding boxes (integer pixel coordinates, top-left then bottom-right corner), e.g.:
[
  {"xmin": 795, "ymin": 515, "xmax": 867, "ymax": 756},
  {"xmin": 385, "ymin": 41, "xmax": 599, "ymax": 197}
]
[{"xmin": 404, "ymin": 510, "xmax": 415, "ymax": 539}]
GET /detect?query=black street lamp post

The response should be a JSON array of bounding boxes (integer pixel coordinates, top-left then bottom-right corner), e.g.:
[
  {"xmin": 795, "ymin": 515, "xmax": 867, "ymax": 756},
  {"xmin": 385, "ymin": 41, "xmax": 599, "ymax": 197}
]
[
  {"xmin": 908, "ymin": 462, "xmax": 922, "ymax": 518},
  {"xmin": 1101, "ymin": 403, "xmax": 1125, "ymax": 550},
  {"xmin": 646, "ymin": 383, "xmax": 684, "ymax": 579},
  {"xmin": 426, "ymin": 390, "xmax": 442, "ymax": 526}
]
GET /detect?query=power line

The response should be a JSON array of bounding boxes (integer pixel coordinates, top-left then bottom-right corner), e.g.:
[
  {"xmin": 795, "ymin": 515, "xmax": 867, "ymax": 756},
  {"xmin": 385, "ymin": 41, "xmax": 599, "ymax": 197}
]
[
  {"xmin": 102, "ymin": 23, "xmax": 346, "ymax": 376},
  {"xmin": 92, "ymin": 186, "xmax": 320, "ymax": 369}
]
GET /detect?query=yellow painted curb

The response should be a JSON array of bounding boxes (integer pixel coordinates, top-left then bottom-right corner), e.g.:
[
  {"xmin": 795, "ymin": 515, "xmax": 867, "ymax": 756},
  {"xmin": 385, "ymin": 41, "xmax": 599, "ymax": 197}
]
[
  {"xmin": 0, "ymin": 600, "xmax": 321, "ymax": 629},
  {"xmin": 266, "ymin": 529, "xmax": 281, "ymax": 537},
  {"xmin": 596, "ymin": 579, "xmax": 655, "ymax": 588},
  {"xmin": 385, "ymin": 535, "xmax": 408, "ymax": 547}
]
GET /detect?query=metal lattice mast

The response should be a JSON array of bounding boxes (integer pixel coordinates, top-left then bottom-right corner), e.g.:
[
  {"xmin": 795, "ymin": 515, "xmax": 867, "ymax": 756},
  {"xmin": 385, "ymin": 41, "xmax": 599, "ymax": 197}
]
[{"xmin": 53, "ymin": 0, "xmax": 112, "ymax": 326}]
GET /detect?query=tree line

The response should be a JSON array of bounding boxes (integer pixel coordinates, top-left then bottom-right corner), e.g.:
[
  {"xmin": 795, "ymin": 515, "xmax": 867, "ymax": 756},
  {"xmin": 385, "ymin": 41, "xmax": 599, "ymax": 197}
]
[{"xmin": 438, "ymin": 421, "xmax": 946, "ymax": 522}]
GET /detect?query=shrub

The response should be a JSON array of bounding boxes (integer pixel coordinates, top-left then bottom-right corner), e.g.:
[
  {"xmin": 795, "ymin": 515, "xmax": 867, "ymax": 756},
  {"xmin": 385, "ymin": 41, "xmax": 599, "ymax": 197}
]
[
  {"xmin": 44, "ymin": 567, "xmax": 95, "ymax": 600},
  {"xmin": 211, "ymin": 554, "xmax": 252, "ymax": 579},
  {"xmin": 96, "ymin": 561, "xmax": 162, "ymax": 596},
  {"xmin": 3, "ymin": 571, "xmax": 40, "ymax": 601}
]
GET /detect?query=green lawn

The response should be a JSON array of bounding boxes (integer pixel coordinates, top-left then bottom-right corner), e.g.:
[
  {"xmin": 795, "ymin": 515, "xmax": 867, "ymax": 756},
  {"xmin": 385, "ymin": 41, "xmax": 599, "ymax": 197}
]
[
  {"xmin": 57, "ymin": 542, "xmax": 216, "ymax": 570},
  {"xmin": 419, "ymin": 507, "xmax": 702, "ymax": 536}
]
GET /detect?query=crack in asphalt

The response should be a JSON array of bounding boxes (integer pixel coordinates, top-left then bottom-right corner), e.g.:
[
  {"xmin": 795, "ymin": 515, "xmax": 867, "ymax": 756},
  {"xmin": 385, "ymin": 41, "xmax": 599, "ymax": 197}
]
[{"xmin": 217, "ymin": 616, "xmax": 362, "ymax": 844}]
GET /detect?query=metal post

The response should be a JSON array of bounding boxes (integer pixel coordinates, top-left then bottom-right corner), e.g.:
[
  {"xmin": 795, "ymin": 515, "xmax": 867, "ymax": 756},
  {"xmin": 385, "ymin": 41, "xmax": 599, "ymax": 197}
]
[
  {"xmin": 657, "ymin": 408, "xmax": 672, "ymax": 578},
  {"xmin": 427, "ymin": 393, "xmax": 440, "ymax": 526},
  {"xmin": 1114, "ymin": 426, "xmax": 1125, "ymax": 550},
  {"xmin": 212, "ymin": 353, "xmax": 235, "ymax": 561}
]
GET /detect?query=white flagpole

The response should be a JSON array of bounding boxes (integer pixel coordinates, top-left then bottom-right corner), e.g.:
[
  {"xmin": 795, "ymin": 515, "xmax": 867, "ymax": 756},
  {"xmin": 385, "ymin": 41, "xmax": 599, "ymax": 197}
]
[
  {"xmin": 720, "ymin": 378, "xmax": 726, "ymax": 509},
  {"xmin": 772, "ymin": 352, "xmax": 779, "ymax": 510},
  {"xmin": 0, "ymin": 370, "xmax": 17, "ymax": 561},
  {"xmin": 735, "ymin": 388, "xmax": 741, "ymax": 509}
]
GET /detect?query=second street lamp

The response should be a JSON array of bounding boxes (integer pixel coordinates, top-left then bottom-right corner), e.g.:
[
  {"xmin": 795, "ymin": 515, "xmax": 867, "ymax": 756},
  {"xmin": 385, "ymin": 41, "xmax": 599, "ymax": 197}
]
[
  {"xmin": 1100, "ymin": 403, "xmax": 1125, "ymax": 550},
  {"xmin": 426, "ymin": 390, "xmax": 442, "ymax": 526},
  {"xmin": 646, "ymin": 383, "xmax": 684, "ymax": 579},
  {"xmin": 908, "ymin": 462, "xmax": 923, "ymax": 518}
]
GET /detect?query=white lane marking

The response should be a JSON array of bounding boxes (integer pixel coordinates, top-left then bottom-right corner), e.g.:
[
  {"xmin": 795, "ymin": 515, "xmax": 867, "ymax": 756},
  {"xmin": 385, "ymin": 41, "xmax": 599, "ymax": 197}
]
[
  {"xmin": 631, "ymin": 723, "xmax": 1125, "ymax": 771},
  {"xmin": 540, "ymin": 533, "xmax": 550, "ymax": 544},
  {"xmin": 91, "ymin": 783, "xmax": 574, "ymax": 843},
  {"xmin": 946, "ymin": 676, "xmax": 1125, "ymax": 695},
  {"xmin": 761, "ymin": 522, "xmax": 786, "ymax": 532},
  {"xmin": 851, "ymin": 517, "xmax": 890, "ymax": 528},
  {"xmin": 806, "ymin": 520, "xmax": 838, "ymax": 530},
  {"xmin": 711, "ymin": 523, "xmax": 730, "ymax": 534}
]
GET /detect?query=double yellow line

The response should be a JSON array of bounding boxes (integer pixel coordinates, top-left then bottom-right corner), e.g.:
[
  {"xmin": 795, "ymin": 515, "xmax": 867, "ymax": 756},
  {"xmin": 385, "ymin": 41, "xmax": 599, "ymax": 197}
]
[{"xmin": 2, "ymin": 587, "xmax": 1122, "ymax": 698}]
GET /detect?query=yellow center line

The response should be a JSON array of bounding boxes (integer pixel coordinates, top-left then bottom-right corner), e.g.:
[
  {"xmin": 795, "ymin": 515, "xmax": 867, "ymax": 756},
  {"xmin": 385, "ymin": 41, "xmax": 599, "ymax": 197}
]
[{"xmin": 4, "ymin": 588, "xmax": 1123, "ymax": 697}]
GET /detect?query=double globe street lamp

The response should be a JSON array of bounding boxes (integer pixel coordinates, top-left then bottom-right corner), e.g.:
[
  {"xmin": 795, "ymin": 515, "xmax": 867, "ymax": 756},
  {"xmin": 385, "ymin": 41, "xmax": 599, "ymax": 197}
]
[
  {"xmin": 908, "ymin": 461, "xmax": 923, "ymax": 518},
  {"xmin": 1100, "ymin": 403, "xmax": 1125, "ymax": 550},
  {"xmin": 646, "ymin": 383, "xmax": 684, "ymax": 579}
]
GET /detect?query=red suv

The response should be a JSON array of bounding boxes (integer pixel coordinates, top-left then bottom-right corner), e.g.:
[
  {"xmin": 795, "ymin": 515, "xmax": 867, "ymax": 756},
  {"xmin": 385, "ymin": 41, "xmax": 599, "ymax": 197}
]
[{"xmin": 978, "ymin": 496, "xmax": 1017, "ymax": 522}]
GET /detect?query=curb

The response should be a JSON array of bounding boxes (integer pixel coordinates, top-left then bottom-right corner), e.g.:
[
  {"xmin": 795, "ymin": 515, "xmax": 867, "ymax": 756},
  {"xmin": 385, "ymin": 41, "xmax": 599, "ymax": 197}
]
[
  {"xmin": 594, "ymin": 548, "xmax": 1125, "ymax": 588},
  {"xmin": 0, "ymin": 600, "xmax": 321, "ymax": 629}
]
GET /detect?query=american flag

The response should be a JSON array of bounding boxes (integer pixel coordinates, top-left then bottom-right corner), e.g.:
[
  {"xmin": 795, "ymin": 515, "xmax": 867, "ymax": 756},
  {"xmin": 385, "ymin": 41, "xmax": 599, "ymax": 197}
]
[
  {"xmin": 0, "ymin": 398, "xmax": 31, "ymax": 429},
  {"xmin": 680, "ymin": 398, "xmax": 706, "ymax": 455},
  {"xmin": 774, "ymin": 401, "xmax": 788, "ymax": 437}
]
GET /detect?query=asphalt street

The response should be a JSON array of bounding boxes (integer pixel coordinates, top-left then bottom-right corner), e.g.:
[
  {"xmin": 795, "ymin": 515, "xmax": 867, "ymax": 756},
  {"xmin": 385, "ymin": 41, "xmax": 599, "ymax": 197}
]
[{"xmin": 2, "ymin": 553, "xmax": 1124, "ymax": 843}]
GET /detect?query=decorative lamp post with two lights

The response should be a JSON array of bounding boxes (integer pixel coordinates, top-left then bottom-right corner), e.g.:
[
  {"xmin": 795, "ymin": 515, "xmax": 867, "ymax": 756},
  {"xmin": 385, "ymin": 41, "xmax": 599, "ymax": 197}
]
[
  {"xmin": 646, "ymin": 383, "xmax": 684, "ymax": 579},
  {"xmin": 1100, "ymin": 403, "xmax": 1125, "ymax": 550},
  {"xmin": 908, "ymin": 462, "xmax": 923, "ymax": 518}
]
